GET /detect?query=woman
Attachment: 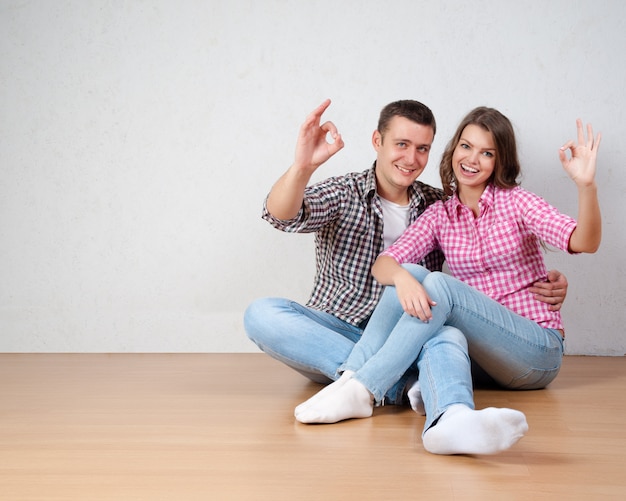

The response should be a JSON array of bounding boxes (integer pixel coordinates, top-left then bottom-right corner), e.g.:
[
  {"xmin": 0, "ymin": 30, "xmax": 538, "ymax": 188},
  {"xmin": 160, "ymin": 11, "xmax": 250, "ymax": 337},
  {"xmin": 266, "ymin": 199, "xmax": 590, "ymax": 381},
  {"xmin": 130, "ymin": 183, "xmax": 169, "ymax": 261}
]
[{"xmin": 295, "ymin": 107, "xmax": 602, "ymax": 455}]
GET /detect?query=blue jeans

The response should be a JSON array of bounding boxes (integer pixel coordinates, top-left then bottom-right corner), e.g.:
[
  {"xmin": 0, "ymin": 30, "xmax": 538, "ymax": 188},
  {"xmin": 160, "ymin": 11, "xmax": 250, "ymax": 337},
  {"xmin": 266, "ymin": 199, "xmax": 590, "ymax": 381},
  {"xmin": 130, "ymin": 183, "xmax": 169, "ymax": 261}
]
[
  {"xmin": 244, "ymin": 298, "xmax": 411, "ymax": 404},
  {"xmin": 343, "ymin": 264, "xmax": 564, "ymax": 431}
]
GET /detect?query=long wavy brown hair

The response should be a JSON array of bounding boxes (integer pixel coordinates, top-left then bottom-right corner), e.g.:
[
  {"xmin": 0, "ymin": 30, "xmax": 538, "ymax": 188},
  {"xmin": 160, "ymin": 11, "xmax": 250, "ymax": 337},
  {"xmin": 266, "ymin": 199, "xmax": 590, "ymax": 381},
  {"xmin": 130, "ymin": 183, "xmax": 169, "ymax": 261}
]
[{"xmin": 439, "ymin": 107, "xmax": 521, "ymax": 197}]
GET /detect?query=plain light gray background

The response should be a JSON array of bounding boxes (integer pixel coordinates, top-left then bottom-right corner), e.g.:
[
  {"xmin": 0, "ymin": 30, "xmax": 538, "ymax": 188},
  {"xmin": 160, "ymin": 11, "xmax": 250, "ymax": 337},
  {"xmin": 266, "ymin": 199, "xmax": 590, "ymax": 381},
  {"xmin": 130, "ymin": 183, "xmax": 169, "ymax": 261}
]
[{"xmin": 1, "ymin": 0, "xmax": 624, "ymax": 354}]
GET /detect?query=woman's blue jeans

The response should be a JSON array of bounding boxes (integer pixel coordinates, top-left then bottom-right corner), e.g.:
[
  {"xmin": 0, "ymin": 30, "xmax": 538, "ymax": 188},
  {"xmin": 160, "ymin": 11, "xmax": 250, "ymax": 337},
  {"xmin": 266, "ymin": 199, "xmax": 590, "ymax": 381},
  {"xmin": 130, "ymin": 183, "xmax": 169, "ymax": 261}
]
[{"xmin": 343, "ymin": 265, "xmax": 564, "ymax": 430}]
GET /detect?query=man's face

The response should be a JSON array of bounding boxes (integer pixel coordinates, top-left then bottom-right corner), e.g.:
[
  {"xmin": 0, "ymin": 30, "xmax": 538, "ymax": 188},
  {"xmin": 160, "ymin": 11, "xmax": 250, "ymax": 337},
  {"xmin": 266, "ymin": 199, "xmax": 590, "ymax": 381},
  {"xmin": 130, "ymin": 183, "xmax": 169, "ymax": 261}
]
[{"xmin": 372, "ymin": 116, "xmax": 434, "ymax": 201}]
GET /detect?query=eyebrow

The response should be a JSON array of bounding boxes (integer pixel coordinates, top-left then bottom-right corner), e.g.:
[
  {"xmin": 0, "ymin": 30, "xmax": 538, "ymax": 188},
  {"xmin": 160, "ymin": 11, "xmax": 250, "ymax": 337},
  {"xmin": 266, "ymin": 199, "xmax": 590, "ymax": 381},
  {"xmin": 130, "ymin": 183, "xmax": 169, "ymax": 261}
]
[
  {"xmin": 459, "ymin": 136, "xmax": 496, "ymax": 151},
  {"xmin": 392, "ymin": 137, "xmax": 432, "ymax": 147}
]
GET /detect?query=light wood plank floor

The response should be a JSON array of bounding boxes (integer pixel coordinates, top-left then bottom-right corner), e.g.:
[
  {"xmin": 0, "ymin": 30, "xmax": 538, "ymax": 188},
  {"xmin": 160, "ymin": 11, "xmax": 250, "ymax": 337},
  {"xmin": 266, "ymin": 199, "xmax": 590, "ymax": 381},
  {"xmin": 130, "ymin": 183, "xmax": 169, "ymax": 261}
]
[{"xmin": 1, "ymin": 354, "xmax": 625, "ymax": 500}]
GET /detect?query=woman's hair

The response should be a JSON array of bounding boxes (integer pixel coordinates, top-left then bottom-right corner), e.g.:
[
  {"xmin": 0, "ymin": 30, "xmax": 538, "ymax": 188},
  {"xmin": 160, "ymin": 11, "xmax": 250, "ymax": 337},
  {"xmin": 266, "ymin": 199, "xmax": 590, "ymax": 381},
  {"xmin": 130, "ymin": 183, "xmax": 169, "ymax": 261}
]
[
  {"xmin": 377, "ymin": 100, "xmax": 437, "ymax": 139},
  {"xmin": 439, "ymin": 107, "xmax": 521, "ymax": 196}
]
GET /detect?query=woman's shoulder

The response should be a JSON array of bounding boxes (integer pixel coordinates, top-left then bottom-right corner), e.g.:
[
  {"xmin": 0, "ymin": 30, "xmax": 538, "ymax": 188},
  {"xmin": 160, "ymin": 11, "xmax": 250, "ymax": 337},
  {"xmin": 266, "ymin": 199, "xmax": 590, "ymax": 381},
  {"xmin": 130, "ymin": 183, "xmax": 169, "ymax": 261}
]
[
  {"xmin": 496, "ymin": 185, "xmax": 542, "ymax": 203},
  {"xmin": 495, "ymin": 186, "xmax": 550, "ymax": 218},
  {"xmin": 424, "ymin": 198, "xmax": 448, "ymax": 215}
]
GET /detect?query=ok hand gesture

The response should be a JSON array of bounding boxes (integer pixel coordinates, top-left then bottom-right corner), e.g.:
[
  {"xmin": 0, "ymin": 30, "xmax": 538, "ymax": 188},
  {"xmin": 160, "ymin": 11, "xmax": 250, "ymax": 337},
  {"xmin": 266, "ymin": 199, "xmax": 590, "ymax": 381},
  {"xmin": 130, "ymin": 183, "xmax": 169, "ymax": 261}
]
[
  {"xmin": 559, "ymin": 119, "xmax": 602, "ymax": 188},
  {"xmin": 293, "ymin": 99, "xmax": 345, "ymax": 174}
]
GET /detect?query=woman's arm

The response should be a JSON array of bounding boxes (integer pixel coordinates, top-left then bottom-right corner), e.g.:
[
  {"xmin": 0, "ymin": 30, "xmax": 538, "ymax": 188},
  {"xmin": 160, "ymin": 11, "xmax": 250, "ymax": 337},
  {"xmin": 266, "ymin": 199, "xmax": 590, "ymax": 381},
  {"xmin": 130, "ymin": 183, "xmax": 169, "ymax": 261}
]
[
  {"xmin": 372, "ymin": 256, "xmax": 436, "ymax": 321},
  {"xmin": 559, "ymin": 119, "xmax": 602, "ymax": 253}
]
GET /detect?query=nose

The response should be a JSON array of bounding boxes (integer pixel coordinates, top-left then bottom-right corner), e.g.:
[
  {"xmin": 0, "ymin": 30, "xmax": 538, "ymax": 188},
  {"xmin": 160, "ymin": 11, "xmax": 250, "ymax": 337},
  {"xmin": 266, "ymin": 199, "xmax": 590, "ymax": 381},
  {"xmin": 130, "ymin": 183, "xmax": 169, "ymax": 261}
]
[
  {"xmin": 406, "ymin": 147, "xmax": 419, "ymax": 166},
  {"xmin": 467, "ymin": 149, "xmax": 480, "ymax": 164}
]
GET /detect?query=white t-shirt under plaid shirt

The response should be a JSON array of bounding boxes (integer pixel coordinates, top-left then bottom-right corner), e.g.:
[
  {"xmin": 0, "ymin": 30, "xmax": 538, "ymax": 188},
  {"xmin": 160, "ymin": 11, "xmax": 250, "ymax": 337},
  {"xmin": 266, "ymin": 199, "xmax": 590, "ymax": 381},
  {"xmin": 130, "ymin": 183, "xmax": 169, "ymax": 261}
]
[
  {"xmin": 261, "ymin": 165, "xmax": 445, "ymax": 327},
  {"xmin": 381, "ymin": 184, "xmax": 578, "ymax": 331}
]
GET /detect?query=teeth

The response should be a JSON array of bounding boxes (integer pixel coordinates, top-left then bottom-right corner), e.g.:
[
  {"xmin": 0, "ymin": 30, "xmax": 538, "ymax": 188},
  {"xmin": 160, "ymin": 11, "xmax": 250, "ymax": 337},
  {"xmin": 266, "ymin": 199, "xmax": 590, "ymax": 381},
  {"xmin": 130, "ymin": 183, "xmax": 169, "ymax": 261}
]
[
  {"xmin": 461, "ymin": 164, "xmax": 478, "ymax": 173},
  {"xmin": 398, "ymin": 166, "xmax": 412, "ymax": 173}
]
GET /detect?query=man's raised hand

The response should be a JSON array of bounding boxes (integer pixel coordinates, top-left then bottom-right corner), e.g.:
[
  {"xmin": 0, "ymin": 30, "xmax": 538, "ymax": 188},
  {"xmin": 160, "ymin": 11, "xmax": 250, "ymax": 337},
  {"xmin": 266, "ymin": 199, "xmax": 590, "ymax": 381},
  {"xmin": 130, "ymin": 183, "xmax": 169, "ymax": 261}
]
[{"xmin": 293, "ymin": 99, "xmax": 345, "ymax": 173}]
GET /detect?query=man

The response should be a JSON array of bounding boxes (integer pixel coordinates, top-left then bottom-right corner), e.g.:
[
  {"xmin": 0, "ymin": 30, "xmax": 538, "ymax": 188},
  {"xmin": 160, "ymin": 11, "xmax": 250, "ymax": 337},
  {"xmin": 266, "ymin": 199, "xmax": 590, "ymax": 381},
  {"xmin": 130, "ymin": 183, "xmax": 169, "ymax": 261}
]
[{"xmin": 244, "ymin": 98, "xmax": 567, "ymax": 413}]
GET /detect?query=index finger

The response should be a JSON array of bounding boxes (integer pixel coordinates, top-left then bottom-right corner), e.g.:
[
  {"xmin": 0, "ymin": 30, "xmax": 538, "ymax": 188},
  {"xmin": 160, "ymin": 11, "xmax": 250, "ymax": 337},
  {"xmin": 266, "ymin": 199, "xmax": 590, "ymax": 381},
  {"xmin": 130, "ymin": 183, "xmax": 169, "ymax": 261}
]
[
  {"xmin": 308, "ymin": 99, "xmax": 332, "ymax": 120},
  {"xmin": 576, "ymin": 118, "xmax": 585, "ymax": 145}
]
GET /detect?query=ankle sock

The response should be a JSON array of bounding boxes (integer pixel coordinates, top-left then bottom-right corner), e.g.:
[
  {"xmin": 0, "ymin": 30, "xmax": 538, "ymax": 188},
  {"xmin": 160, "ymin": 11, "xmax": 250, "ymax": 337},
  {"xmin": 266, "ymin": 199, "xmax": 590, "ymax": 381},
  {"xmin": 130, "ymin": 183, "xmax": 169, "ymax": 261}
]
[
  {"xmin": 294, "ymin": 370, "xmax": 354, "ymax": 416},
  {"xmin": 295, "ymin": 377, "xmax": 374, "ymax": 424},
  {"xmin": 422, "ymin": 404, "xmax": 528, "ymax": 455},
  {"xmin": 406, "ymin": 378, "xmax": 425, "ymax": 415}
]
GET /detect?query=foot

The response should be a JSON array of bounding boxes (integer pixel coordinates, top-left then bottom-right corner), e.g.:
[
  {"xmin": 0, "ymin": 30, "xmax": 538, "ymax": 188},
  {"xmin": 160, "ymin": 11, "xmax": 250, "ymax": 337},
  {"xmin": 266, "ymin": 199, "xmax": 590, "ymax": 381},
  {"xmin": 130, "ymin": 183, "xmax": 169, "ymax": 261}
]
[
  {"xmin": 295, "ymin": 377, "xmax": 374, "ymax": 424},
  {"xmin": 422, "ymin": 404, "xmax": 528, "ymax": 455},
  {"xmin": 407, "ymin": 378, "xmax": 425, "ymax": 415},
  {"xmin": 294, "ymin": 370, "xmax": 354, "ymax": 416}
]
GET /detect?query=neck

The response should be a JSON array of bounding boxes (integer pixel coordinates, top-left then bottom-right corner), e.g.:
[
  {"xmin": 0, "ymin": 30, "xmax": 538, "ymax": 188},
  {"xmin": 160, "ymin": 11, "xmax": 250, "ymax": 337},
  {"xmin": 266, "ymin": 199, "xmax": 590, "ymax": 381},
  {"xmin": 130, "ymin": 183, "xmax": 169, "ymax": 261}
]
[
  {"xmin": 457, "ymin": 186, "xmax": 485, "ymax": 217},
  {"xmin": 375, "ymin": 172, "xmax": 411, "ymax": 205},
  {"xmin": 378, "ymin": 186, "xmax": 409, "ymax": 205}
]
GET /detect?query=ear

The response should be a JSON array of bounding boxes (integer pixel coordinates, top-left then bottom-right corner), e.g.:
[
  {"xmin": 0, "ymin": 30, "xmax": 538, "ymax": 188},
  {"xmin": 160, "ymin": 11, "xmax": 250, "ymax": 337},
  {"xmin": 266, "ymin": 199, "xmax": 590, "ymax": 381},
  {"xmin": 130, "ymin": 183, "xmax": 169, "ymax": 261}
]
[{"xmin": 372, "ymin": 130, "xmax": 382, "ymax": 151}]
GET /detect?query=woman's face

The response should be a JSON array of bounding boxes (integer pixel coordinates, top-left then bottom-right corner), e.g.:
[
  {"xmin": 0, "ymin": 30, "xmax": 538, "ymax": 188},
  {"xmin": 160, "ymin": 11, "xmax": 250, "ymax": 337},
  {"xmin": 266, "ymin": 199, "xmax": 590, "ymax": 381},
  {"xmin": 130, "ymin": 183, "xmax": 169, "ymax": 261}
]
[{"xmin": 451, "ymin": 124, "xmax": 497, "ymax": 194}]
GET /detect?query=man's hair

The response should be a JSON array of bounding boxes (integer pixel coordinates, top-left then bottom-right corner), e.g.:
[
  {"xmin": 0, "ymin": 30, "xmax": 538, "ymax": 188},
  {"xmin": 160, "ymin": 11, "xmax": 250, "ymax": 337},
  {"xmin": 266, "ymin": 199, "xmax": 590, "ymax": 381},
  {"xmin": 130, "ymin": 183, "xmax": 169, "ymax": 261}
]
[
  {"xmin": 439, "ymin": 106, "xmax": 521, "ymax": 196},
  {"xmin": 377, "ymin": 100, "xmax": 437, "ymax": 139}
]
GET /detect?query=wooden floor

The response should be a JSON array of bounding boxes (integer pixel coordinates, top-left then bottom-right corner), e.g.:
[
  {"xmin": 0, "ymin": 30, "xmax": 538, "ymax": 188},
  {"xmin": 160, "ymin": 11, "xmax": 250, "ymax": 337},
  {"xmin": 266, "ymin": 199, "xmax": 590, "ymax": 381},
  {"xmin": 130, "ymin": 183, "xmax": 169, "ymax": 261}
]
[{"xmin": 1, "ymin": 354, "xmax": 625, "ymax": 500}]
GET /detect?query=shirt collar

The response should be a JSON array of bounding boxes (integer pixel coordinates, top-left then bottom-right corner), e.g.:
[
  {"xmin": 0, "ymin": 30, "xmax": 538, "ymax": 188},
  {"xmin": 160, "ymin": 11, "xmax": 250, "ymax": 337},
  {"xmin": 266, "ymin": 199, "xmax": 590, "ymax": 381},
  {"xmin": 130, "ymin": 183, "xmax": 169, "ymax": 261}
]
[
  {"xmin": 480, "ymin": 183, "xmax": 496, "ymax": 209},
  {"xmin": 367, "ymin": 162, "xmax": 423, "ymax": 207},
  {"xmin": 364, "ymin": 164, "xmax": 378, "ymax": 199},
  {"xmin": 450, "ymin": 183, "xmax": 496, "ymax": 214},
  {"xmin": 407, "ymin": 183, "xmax": 424, "ymax": 207}
]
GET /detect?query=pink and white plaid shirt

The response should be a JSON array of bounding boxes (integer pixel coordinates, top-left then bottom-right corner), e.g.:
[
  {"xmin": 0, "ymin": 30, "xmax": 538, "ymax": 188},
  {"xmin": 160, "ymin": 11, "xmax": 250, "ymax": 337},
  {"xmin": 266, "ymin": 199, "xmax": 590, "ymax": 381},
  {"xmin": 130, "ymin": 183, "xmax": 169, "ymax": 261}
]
[{"xmin": 381, "ymin": 184, "xmax": 577, "ymax": 330}]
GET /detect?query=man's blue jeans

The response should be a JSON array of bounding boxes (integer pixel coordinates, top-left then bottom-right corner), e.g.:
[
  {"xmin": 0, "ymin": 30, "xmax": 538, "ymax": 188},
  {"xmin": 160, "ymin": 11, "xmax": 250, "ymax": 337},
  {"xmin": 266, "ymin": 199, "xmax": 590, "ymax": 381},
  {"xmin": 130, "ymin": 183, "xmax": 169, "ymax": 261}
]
[
  {"xmin": 342, "ymin": 265, "xmax": 565, "ymax": 431},
  {"xmin": 244, "ymin": 297, "xmax": 363, "ymax": 385},
  {"xmin": 244, "ymin": 296, "xmax": 415, "ymax": 404}
]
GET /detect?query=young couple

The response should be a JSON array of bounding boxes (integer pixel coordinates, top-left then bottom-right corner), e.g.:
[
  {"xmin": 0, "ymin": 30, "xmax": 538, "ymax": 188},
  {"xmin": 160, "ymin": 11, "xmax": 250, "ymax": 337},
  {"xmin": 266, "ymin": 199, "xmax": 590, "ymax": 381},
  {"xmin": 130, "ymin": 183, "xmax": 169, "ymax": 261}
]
[{"xmin": 245, "ymin": 99, "xmax": 600, "ymax": 455}]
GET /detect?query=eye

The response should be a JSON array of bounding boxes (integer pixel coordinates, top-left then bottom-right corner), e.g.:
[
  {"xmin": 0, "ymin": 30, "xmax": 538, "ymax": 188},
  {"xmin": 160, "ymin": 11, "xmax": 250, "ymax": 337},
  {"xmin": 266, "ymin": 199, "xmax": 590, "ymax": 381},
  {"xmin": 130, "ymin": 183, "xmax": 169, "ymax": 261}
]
[
  {"xmin": 459, "ymin": 143, "xmax": 470, "ymax": 149},
  {"xmin": 397, "ymin": 142, "xmax": 407, "ymax": 148},
  {"xmin": 482, "ymin": 151, "xmax": 494, "ymax": 158}
]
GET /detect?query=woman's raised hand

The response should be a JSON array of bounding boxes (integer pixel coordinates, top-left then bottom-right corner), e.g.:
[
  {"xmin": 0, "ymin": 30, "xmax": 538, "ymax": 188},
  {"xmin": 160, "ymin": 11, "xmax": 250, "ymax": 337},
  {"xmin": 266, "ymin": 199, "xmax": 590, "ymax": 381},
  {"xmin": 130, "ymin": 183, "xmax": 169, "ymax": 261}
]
[{"xmin": 559, "ymin": 119, "xmax": 601, "ymax": 187}]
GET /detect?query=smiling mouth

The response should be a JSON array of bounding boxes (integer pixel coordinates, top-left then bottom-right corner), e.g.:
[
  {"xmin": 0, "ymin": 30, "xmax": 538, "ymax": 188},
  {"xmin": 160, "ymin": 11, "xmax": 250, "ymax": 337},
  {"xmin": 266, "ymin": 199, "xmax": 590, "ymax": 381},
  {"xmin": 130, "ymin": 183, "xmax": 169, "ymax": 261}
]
[
  {"xmin": 397, "ymin": 165, "xmax": 415, "ymax": 174},
  {"xmin": 461, "ymin": 164, "xmax": 478, "ymax": 174}
]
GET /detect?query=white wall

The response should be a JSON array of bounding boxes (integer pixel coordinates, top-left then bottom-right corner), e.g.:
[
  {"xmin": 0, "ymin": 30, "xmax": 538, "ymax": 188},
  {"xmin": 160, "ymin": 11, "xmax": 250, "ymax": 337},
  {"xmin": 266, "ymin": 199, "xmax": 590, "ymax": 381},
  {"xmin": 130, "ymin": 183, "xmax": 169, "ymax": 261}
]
[{"xmin": 1, "ymin": 0, "xmax": 624, "ymax": 354}]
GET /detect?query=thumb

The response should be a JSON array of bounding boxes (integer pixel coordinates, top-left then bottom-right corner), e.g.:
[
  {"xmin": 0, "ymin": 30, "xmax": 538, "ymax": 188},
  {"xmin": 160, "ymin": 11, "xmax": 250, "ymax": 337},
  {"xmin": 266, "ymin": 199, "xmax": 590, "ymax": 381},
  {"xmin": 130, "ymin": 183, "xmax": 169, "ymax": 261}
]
[
  {"xmin": 545, "ymin": 270, "xmax": 561, "ymax": 283},
  {"xmin": 328, "ymin": 133, "xmax": 344, "ymax": 155}
]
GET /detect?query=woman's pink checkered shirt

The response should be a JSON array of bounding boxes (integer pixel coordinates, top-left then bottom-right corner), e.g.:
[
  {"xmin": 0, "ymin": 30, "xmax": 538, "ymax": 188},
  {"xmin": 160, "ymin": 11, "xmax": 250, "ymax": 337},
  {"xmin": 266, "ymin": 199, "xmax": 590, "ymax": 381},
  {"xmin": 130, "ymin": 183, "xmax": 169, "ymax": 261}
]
[{"xmin": 382, "ymin": 184, "xmax": 577, "ymax": 331}]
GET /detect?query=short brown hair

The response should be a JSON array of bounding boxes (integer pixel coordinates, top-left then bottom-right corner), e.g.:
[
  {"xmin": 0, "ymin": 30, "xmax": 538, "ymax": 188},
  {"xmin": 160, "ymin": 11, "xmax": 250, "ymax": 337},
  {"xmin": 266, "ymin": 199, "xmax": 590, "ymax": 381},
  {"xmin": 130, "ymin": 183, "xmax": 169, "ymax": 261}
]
[{"xmin": 377, "ymin": 100, "xmax": 437, "ymax": 139}]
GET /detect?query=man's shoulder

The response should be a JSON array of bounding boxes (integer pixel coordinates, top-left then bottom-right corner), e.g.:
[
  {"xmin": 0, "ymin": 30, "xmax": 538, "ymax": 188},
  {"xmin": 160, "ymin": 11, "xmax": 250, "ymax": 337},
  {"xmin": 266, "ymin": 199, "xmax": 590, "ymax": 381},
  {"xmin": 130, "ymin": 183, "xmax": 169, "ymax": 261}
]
[
  {"xmin": 339, "ymin": 167, "xmax": 373, "ymax": 183},
  {"xmin": 412, "ymin": 180, "xmax": 445, "ymax": 203},
  {"xmin": 308, "ymin": 167, "xmax": 373, "ymax": 196}
]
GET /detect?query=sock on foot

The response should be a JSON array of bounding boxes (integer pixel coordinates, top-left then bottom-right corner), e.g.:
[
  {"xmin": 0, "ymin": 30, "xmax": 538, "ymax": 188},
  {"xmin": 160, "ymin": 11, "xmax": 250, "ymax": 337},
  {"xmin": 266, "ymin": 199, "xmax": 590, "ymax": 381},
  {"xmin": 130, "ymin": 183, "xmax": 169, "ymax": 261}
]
[
  {"xmin": 294, "ymin": 370, "xmax": 354, "ymax": 417},
  {"xmin": 295, "ymin": 377, "xmax": 374, "ymax": 424},
  {"xmin": 406, "ymin": 378, "xmax": 425, "ymax": 415},
  {"xmin": 422, "ymin": 404, "xmax": 528, "ymax": 455}
]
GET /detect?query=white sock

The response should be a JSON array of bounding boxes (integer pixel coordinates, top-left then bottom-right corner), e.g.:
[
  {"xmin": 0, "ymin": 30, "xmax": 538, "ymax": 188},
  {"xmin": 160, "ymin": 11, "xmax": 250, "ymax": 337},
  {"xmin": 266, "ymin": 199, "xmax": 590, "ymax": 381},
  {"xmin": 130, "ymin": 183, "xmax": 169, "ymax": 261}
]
[
  {"xmin": 422, "ymin": 404, "xmax": 528, "ymax": 455},
  {"xmin": 295, "ymin": 377, "xmax": 374, "ymax": 424},
  {"xmin": 294, "ymin": 370, "xmax": 354, "ymax": 416},
  {"xmin": 406, "ymin": 378, "xmax": 425, "ymax": 415}
]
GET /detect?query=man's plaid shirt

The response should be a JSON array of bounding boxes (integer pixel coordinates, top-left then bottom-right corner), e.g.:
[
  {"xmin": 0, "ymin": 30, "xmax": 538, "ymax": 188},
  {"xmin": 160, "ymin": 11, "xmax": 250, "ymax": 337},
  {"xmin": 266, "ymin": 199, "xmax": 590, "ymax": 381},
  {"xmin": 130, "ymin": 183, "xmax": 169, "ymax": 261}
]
[{"xmin": 262, "ymin": 165, "xmax": 445, "ymax": 327}]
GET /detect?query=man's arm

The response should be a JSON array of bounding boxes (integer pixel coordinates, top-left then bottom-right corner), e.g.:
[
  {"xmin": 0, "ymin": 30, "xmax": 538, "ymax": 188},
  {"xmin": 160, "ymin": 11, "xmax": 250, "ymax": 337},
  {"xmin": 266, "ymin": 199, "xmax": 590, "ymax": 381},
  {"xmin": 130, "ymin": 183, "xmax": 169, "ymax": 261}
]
[
  {"xmin": 266, "ymin": 99, "xmax": 344, "ymax": 220},
  {"xmin": 529, "ymin": 270, "xmax": 568, "ymax": 312}
]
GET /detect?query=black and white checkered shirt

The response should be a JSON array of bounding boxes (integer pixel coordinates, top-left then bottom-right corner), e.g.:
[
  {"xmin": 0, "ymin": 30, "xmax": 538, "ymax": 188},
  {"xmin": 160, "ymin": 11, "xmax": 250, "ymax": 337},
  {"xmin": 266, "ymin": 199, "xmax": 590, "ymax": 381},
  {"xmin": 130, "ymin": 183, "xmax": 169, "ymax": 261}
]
[{"xmin": 262, "ymin": 165, "xmax": 445, "ymax": 327}]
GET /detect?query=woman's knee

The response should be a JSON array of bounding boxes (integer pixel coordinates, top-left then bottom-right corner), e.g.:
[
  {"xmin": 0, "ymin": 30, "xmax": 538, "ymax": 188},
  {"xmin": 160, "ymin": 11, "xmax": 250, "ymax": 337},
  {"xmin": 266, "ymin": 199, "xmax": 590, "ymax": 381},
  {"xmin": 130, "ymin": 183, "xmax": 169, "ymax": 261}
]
[
  {"xmin": 437, "ymin": 326, "xmax": 468, "ymax": 348},
  {"xmin": 401, "ymin": 263, "xmax": 430, "ymax": 282},
  {"xmin": 422, "ymin": 270, "xmax": 447, "ymax": 286},
  {"xmin": 423, "ymin": 326, "xmax": 468, "ymax": 352}
]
